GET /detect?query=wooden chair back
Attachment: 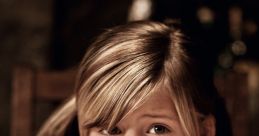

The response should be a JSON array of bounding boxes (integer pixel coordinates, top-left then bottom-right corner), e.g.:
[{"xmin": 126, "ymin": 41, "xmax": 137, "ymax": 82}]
[
  {"xmin": 215, "ymin": 71, "xmax": 249, "ymax": 136},
  {"xmin": 11, "ymin": 66, "xmax": 77, "ymax": 136}
]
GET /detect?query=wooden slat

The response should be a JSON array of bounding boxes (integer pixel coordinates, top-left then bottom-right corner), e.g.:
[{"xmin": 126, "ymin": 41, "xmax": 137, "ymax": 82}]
[
  {"xmin": 36, "ymin": 69, "xmax": 76, "ymax": 100},
  {"xmin": 214, "ymin": 72, "xmax": 249, "ymax": 136},
  {"xmin": 11, "ymin": 67, "xmax": 34, "ymax": 136},
  {"xmin": 11, "ymin": 67, "xmax": 77, "ymax": 135}
]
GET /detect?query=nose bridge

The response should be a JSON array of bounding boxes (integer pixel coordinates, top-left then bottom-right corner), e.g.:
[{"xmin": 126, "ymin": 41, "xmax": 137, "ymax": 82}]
[{"xmin": 124, "ymin": 129, "xmax": 142, "ymax": 136}]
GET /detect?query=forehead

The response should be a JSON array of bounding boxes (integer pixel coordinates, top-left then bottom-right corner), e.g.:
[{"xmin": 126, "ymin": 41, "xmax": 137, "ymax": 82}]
[
  {"xmin": 118, "ymin": 87, "xmax": 178, "ymax": 124},
  {"xmin": 140, "ymin": 88, "xmax": 175, "ymax": 112}
]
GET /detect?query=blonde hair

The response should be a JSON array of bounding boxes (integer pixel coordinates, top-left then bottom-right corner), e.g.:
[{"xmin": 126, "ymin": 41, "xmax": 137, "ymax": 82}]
[{"xmin": 38, "ymin": 21, "xmax": 216, "ymax": 136}]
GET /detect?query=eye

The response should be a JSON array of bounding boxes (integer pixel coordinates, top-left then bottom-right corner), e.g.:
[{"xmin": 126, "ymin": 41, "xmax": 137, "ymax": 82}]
[
  {"xmin": 99, "ymin": 127, "xmax": 122, "ymax": 135},
  {"xmin": 109, "ymin": 127, "xmax": 122, "ymax": 135},
  {"xmin": 147, "ymin": 124, "xmax": 171, "ymax": 135}
]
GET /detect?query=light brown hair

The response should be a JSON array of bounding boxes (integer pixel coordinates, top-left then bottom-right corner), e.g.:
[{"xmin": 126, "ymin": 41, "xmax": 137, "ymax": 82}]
[{"xmin": 38, "ymin": 21, "xmax": 222, "ymax": 136}]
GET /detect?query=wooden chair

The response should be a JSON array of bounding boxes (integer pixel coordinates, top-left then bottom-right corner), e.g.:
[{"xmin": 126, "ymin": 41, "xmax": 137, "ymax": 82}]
[
  {"xmin": 214, "ymin": 70, "xmax": 249, "ymax": 136},
  {"xmin": 11, "ymin": 66, "xmax": 77, "ymax": 136}
]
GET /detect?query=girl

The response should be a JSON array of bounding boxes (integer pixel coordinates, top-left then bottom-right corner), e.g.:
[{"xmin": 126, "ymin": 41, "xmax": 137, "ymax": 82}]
[{"xmin": 38, "ymin": 21, "xmax": 232, "ymax": 136}]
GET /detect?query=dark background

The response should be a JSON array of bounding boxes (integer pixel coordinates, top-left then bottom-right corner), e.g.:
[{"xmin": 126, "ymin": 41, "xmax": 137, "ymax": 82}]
[{"xmin": 1, "ymin": 0, "xmax": 259, "ymax": 135}]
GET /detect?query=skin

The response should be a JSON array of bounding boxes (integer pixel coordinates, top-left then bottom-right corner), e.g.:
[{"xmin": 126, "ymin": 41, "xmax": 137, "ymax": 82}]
[{"xmin": 89, "ymin": 88, "xmax": 185, "ymax": 136}]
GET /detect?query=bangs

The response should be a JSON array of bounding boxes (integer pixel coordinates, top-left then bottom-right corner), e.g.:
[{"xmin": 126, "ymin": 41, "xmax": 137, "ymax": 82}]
[
  {"xmin": 81, "ymin": 76, "xmax": 162, "ymax": 131},
  {"xmin": 77, "ymin": 54, "xmax": 165, "ymax": 131}
]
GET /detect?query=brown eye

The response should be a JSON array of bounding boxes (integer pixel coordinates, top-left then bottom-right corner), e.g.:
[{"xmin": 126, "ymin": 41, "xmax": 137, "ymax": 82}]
[
  {"xmin": 109, "ymin": 127, "xmax": 122, "ymax": 135},
  {"xmin": 99, "ymin": 127, "xmax": 122, "ymax": 135},
  {"xmin": 147, "ymin": 124, "xmax": 170, "ymax": 134}
]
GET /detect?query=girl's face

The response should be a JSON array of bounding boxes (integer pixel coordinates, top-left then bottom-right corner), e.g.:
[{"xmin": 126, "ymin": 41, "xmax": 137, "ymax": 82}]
[{"xmin": 88, "ymin": 88, "xmax": 185, "ymax": 136}]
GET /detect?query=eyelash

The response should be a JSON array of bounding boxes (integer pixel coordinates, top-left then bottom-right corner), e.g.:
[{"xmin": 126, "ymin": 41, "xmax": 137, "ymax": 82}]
[
  {"xmin": 99, "ymin": 124, "xmax": 171, "ymax": 135},
  {"xmin": 99, "ymin": 127, "xmax": 122, "ymax": 135},
  {"xmin": 146, "ymin": 124, "xmax": 171, "ymax": 135}
]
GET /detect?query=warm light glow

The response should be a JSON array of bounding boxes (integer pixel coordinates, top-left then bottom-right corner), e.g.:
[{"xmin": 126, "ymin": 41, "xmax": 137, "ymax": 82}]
[
  {"xmin": 244, "ymin": 20, "xmax": 258, "ymax": 36},
  {"xmin": 229, "ymin": 6, "xmax": 243, "ymax": 39},
  {"xmin": 197, "ymin": 6, "xmax": 215, "ymax": 24},
  {"xmin": 231, "ymin": 40, "xmax": 247, "ymax": 55},
  {"xmin": 128, "ymin": 0, "xmax": 152, "ymax": 21},
  {"xmin": 218, "ymin": 53, "xmax": 233, "ymax": 68}
]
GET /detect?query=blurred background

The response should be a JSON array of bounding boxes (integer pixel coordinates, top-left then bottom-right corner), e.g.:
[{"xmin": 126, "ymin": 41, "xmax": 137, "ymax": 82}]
[{"xmin": 1, "ymin": 0, "xmax": 259, "ymax": 135}]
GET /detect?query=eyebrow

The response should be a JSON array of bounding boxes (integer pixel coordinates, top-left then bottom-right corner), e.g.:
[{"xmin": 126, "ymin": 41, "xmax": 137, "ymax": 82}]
[{"xmin": 141, "ymin": 113, "xmax": 177, "ymax": 121}]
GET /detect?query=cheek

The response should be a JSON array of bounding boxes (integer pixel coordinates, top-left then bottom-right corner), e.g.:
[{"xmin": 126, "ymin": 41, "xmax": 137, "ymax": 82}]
[
  {"xmin": 174, "ymin": 124, "xmax": 186, "ymax": 136},
  {"xmin": 88, "ymin": 131, "xmax": 99, "ymax": 136}
]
